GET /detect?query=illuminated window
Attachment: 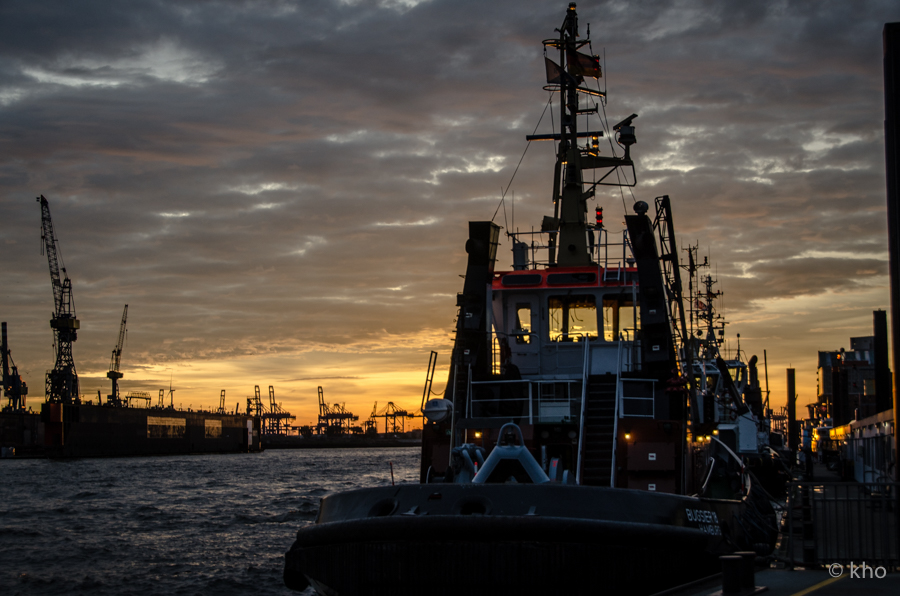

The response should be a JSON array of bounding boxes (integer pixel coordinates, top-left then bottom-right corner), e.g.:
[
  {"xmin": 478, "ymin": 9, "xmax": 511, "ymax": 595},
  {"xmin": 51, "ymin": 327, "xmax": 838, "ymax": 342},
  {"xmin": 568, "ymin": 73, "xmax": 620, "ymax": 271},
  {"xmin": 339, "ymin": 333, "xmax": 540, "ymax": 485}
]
[
  {"xmin": 602, "ymin": 296, "xmax": 638, "ymax": 341},
  {"xmin": 514, "ymin": 303, "xmax": 532, "ymax": 344},
  {"xmin": 549, "ymin": 295, "xmax": 597, "ymax": 342}
]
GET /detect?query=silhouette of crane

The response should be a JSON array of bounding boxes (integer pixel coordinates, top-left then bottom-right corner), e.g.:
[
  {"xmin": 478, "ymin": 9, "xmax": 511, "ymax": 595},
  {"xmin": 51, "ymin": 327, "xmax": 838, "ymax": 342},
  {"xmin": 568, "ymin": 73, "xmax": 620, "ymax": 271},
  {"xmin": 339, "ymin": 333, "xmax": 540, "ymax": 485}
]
[
  {"xmin": 37, "ymin": 195, "xmax": 80, "ymax": 404},
  {"xmin": 261, "ymin": 385, "xmax": 295, "ymax": 435},
  {"xmin": 364, "ymin": 402, "xmax": 378, "ymax": 434},
  {"xmin": 316, "ymin": 386, "xmax": 358, "ymax": 435},
  {"xmin": 373, "ymin": 402, "xmax": 420, "ymax": 434},
  {"xmin": 1, "ymin": 322, "xmax": 28, "ymax": 411},
  {"xmin": 106, "ymin": 305, "xmax": 128, "ymax": 406}
]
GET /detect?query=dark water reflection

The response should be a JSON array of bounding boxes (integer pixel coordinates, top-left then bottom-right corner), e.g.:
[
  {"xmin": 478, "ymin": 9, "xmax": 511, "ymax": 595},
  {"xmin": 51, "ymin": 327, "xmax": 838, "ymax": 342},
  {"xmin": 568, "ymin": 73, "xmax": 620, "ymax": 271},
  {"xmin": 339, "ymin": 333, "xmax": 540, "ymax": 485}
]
[{"xmin": 0, "ymin": 447, "xmax": 420, "ymax": 595}]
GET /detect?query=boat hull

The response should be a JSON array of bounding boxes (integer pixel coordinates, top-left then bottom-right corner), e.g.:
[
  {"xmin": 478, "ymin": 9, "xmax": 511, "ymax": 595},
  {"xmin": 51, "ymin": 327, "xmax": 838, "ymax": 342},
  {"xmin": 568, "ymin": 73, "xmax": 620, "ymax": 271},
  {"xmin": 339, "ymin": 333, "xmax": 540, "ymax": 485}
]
[{"xmin": 285, "ymin": 483, "xmax": 775, "ymax": 595}]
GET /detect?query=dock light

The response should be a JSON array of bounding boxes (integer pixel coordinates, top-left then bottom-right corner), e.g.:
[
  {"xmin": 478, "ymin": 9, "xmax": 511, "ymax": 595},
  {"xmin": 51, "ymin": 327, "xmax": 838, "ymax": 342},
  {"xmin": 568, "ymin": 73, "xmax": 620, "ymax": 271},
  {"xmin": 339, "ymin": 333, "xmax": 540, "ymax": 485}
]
[
  {"xmin": 474, "ymin": 431, "xmax": 482, "ymax": 439},
  {"xmin": 705, "ymin": 435, "xmax": 711, "ymax": 442},
  {"xmin": 712, "ymin": 429, "xmax": 719, "ymax": 436},
  {"xmin": 624, "ymin": 433, "xmax": 631, "ymax": 440}
]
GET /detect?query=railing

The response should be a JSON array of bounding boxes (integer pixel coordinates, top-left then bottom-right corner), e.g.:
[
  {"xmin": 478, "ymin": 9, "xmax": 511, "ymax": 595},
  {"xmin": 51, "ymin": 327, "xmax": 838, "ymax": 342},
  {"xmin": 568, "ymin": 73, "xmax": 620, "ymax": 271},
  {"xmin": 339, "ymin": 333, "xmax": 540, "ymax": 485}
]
[
  {"xmin": 785, "ymin": 481, "xmax": 900, "ymax": 567},
  {"xmin": 609, "ymin": 336, "xmax": 625, "ymax": 486},
  {"xmin": 619, "ymin": 378, "xmax": 656, "ymax": 418},
  {"xmin": 506, "ymin": 228, "xmax": 633, "ymax": 273},
  {"xmin": 575, "ymin": 336, "xmax": 592, "ymax": 485},
  {"xmin": 468, "ymin": 379, "xmax": 581, "ymax": 424}
]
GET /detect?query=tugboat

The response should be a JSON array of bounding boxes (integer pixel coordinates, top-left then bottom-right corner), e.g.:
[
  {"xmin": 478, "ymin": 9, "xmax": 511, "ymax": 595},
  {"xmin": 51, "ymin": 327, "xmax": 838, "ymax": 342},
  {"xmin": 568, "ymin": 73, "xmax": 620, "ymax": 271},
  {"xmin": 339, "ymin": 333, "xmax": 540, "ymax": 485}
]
[{"xmin": 284, "ymin": 5, "xmax": 778, "ymax": 595}]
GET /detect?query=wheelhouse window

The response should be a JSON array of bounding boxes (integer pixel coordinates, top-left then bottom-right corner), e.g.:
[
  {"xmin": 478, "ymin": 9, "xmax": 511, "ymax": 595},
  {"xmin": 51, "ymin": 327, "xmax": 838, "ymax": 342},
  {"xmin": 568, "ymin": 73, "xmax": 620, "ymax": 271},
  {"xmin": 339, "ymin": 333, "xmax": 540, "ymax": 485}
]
[
  {"xmin": 603, "ymin": 295, "xmax": 639, "ymax": 341},
  {"xmin": 514, "ymin": 303, "xmax": 532, "ymax": 344},
  {"xmin": 549, "ymin": 295, "xmax": 597, "ymax": 342}
]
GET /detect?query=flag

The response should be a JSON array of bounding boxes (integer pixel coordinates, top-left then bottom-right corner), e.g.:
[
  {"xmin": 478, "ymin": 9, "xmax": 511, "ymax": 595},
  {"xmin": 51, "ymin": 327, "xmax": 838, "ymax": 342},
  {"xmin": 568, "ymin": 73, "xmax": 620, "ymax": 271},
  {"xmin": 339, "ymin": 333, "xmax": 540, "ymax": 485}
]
[
  {"xmin": 567, "ymin": 49, "xmax": 601, "ymax": 78},
  {"xmin": 545, "ymin": 57, "xmax": 564, "ymax": 84}
]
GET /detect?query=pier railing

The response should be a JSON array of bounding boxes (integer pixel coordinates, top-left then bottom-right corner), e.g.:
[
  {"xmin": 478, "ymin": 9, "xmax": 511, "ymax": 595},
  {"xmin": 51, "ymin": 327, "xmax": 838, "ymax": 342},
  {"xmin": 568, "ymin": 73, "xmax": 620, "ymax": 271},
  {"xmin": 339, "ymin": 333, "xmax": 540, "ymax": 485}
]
[{"xmin": 784, "ymin": 481, "xmax": 900, "ymax": 567}]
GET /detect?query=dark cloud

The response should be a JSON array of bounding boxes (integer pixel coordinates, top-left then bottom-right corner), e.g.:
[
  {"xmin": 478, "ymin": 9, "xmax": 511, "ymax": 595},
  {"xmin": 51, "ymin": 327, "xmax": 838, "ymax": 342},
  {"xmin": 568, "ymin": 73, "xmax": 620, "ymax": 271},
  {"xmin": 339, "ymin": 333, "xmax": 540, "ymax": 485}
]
[{"xmin": 2, "ymin": 0, "xmax": 899, "ymax": 418}]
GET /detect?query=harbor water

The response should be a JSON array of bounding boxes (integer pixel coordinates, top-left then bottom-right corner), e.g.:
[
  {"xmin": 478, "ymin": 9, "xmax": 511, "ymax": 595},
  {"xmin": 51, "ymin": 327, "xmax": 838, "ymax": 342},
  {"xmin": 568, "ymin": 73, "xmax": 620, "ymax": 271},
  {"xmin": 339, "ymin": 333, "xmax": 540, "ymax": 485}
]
[{"xmin": 0, "ymin": 447, "xmax": 420, "ymax": 595}]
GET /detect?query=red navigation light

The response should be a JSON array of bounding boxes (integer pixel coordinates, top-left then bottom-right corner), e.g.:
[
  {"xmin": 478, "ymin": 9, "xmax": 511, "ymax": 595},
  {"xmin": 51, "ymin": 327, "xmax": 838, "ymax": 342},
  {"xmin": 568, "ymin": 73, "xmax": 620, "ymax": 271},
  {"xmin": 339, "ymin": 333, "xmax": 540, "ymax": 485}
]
[{"xmin": 595, "ymin": 206, "xmax": 603, "ymax": 227}]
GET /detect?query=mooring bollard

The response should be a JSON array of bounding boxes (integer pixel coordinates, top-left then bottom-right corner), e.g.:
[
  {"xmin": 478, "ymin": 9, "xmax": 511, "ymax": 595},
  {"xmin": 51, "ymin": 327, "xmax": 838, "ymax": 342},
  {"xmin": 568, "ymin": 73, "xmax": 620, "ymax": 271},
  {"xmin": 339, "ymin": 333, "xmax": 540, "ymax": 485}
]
[
  {"xmin": 734, "ymin": 551, "xmax": 756, "ymax": 589},
  {"xmin": 720, "ymin": 555, "xmax": 743, "ymax": 594}
]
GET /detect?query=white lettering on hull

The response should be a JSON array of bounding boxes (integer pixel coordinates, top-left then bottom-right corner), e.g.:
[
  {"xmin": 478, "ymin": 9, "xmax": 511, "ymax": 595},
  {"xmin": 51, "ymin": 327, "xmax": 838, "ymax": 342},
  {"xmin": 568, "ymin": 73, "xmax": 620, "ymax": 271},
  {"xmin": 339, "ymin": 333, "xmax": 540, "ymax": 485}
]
[{"xmin": 685, "ymin": 508, "xmax": 722, "ymax": 535}]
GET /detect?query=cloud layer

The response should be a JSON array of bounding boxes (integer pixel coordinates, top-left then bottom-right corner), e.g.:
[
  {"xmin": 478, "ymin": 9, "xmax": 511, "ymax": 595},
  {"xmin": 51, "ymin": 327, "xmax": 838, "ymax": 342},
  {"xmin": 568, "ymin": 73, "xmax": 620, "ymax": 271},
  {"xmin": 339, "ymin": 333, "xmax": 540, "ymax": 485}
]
[{"xmin": 2, "ymin": 0, "xmax": 899, "ymax": 420}]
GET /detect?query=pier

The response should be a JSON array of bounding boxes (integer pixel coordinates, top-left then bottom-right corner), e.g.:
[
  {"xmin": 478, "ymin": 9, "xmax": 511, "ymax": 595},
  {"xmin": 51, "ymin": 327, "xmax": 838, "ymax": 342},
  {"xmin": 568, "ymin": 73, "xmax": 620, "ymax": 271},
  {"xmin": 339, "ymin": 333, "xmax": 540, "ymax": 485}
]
[{"xmin": 669, "ymin": 462, "xmax": 900, "ymax": 596}]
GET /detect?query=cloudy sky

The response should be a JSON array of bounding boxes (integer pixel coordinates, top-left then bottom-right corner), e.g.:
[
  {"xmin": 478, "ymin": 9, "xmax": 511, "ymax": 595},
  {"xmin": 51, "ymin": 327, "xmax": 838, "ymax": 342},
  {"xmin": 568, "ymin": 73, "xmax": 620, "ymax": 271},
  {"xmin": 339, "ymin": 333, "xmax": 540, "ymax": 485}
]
[{"xmin": 2, "ymin": 0, "xmax": 899, "ymax": 425}]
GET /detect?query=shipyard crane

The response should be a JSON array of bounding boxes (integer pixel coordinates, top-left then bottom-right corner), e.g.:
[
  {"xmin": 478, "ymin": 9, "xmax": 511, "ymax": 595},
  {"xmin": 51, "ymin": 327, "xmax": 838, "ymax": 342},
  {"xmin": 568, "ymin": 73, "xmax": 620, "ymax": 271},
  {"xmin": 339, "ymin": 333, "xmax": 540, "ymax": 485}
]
[
  {"xmin": 373, "ymin": 402, "xmax": 420, "ymax": 434},
  {"xmin": 316, "ymin": 386, "xmax": 358, "ymax": 435},
  {"xmin": 247, "ymin": 385, "xmax": 265, "ymax": 417},
  {"xmin": 2, "ymin": 322, "xmax": 29, "ymax": 411},
  {"xmin": 260, "ymin": 385, "xmax": 295, "ymax": 435},
  {"xmin": 364, "ymin": 402, "xmax": 378, "ymax": 434},
  {"xmin": 37, "ymin": 195, "xmax": 80, "ymax": 404},
  {"xmin": 106, "ymin": 305, "xmax": 128, "ymax": 406}
]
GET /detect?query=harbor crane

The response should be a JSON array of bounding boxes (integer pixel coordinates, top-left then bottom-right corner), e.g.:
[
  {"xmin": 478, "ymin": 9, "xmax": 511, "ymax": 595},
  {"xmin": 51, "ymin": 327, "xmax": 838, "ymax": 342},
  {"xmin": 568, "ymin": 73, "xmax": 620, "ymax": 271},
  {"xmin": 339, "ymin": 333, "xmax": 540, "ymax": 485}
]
[
  {"xmin": 247, "ymin": 385, "xmax": 264, "ymax": 416},
  {"xmin": 262, "ymin": 385, "xmax": 296, "ymax": 435},
  {"xmin": 373, "ymin": 402, "xmax": 421, "ymax": 434},
  {"xmin": 37, "ymin": 195, "xmax": 80, "ymax": 404},
  {"xmin": 106, "ymin": 305, "xmax": 128, "ymax": 406},
  {"xmin": 364, "ymin": 402, "xmax": 378, "ymax": 434},
  {"xmin": 316, "ymin": 386, "xmax": 358, "ymax": 435},
  {"xmin": 1, "ymin": 322, "xmax": 29, "ymax": 411}
]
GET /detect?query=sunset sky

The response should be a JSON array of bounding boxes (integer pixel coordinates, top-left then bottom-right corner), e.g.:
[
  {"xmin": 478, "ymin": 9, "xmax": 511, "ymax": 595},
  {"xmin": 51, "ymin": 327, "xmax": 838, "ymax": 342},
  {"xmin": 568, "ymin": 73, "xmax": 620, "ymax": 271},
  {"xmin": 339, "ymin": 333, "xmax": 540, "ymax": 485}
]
[{"xmin": 2, "ymin": 0, "xmax": 900, "ymax": 427}]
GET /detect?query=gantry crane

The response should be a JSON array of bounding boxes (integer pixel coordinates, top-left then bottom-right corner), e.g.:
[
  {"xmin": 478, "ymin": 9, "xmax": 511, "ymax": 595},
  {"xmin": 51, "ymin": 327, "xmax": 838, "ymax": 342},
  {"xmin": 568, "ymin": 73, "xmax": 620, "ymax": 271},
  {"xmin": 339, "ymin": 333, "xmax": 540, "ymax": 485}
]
[
  {"xmin": 364, "ymin": 402, "xmax": 378, "ymax": 434},
  {"xmin": 261, "ymin": 385, "xmax": 295, "ymax": 435},
  {"xmin": 373, "ymin": 402, "xmax": 421, "ymax": 434},
  {"xmin": 106, "ymin": 305, "xmax": 128, "ymax": 406},
  {"xmin": 37, "ymin": 195, "xmax": 80, "ymax": 404},
  {"xmin": 247, "ymin": 385, "xmax": 264, "ymax": 416},
  {"xmin": 2, "ymin": 322, "xmax": 29, "ymax": 411},
  {"xmin": 316, "ymin": 386, "xmax": 358, "ymax": 435}
]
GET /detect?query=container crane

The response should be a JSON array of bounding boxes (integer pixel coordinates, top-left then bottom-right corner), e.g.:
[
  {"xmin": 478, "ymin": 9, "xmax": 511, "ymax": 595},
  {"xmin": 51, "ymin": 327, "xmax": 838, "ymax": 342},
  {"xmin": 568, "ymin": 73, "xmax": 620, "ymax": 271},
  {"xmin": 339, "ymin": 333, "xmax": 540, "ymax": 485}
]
[
  {"xmin": 261, "ymin": 385, "xmax": 295, "ymax": 435},
  {"xmin": 106, "ymin": 305, "xmax": 128, "ymax": 406},
  {"xmin": 364, "ymin": 402, "xmax": 378, "ymax": 434},
  {"xmin": 316, "ymin": 386, "xmax": 357, "ymax": 435},
  {"xmin": 37, "ymin": 195, "xmax": 80, "ymax": 404},
  {"xmin": 373, "ymin": 402, "xmax": 420, "ymax": 434}
]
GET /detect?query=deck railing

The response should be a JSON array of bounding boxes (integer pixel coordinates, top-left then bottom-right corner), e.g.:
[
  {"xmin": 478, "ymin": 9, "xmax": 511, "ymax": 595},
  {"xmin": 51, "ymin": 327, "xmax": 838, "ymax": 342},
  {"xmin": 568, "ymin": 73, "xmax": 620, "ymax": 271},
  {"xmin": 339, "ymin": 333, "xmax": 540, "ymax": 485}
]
[{"xmin": 467, "ymin": 379, "xmax": 582, "ymax": 424}]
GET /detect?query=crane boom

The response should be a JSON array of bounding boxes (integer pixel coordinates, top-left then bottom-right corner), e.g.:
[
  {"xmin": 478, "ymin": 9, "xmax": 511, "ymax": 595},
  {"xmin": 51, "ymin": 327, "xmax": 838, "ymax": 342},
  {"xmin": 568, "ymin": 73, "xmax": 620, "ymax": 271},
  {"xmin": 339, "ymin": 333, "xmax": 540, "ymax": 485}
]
[
  {"xmin": 37, "ymin": 195, "xmax": 80, "ymax": 404},
  {"xmin": 107, "ymin": 305, "xmax": 128, "ymax": 406},
  {"xmin": 110, "ymin": 305, "xmax": 128, "ymax": 373}
]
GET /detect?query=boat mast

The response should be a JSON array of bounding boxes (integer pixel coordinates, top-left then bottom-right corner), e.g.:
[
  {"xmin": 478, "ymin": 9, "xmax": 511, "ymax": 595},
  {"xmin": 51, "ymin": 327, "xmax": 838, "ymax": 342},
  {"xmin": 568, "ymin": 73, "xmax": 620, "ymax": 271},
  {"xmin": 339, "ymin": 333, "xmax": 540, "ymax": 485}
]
[
  {"xmin": 554, "ymin": 4, "xmax": 590, "ymax": 267},
  {"xmin": 531, "ymin": 3, "xmax": 637, "ymax": 267}
]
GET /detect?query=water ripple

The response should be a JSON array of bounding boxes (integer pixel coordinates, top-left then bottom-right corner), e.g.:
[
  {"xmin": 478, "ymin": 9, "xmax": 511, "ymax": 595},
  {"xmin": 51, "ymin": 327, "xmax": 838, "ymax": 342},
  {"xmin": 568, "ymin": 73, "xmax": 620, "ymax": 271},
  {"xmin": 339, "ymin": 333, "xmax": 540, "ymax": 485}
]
[{"xmin": 0, "ymin": 447, "xmax": 418, "ymax": 595}]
